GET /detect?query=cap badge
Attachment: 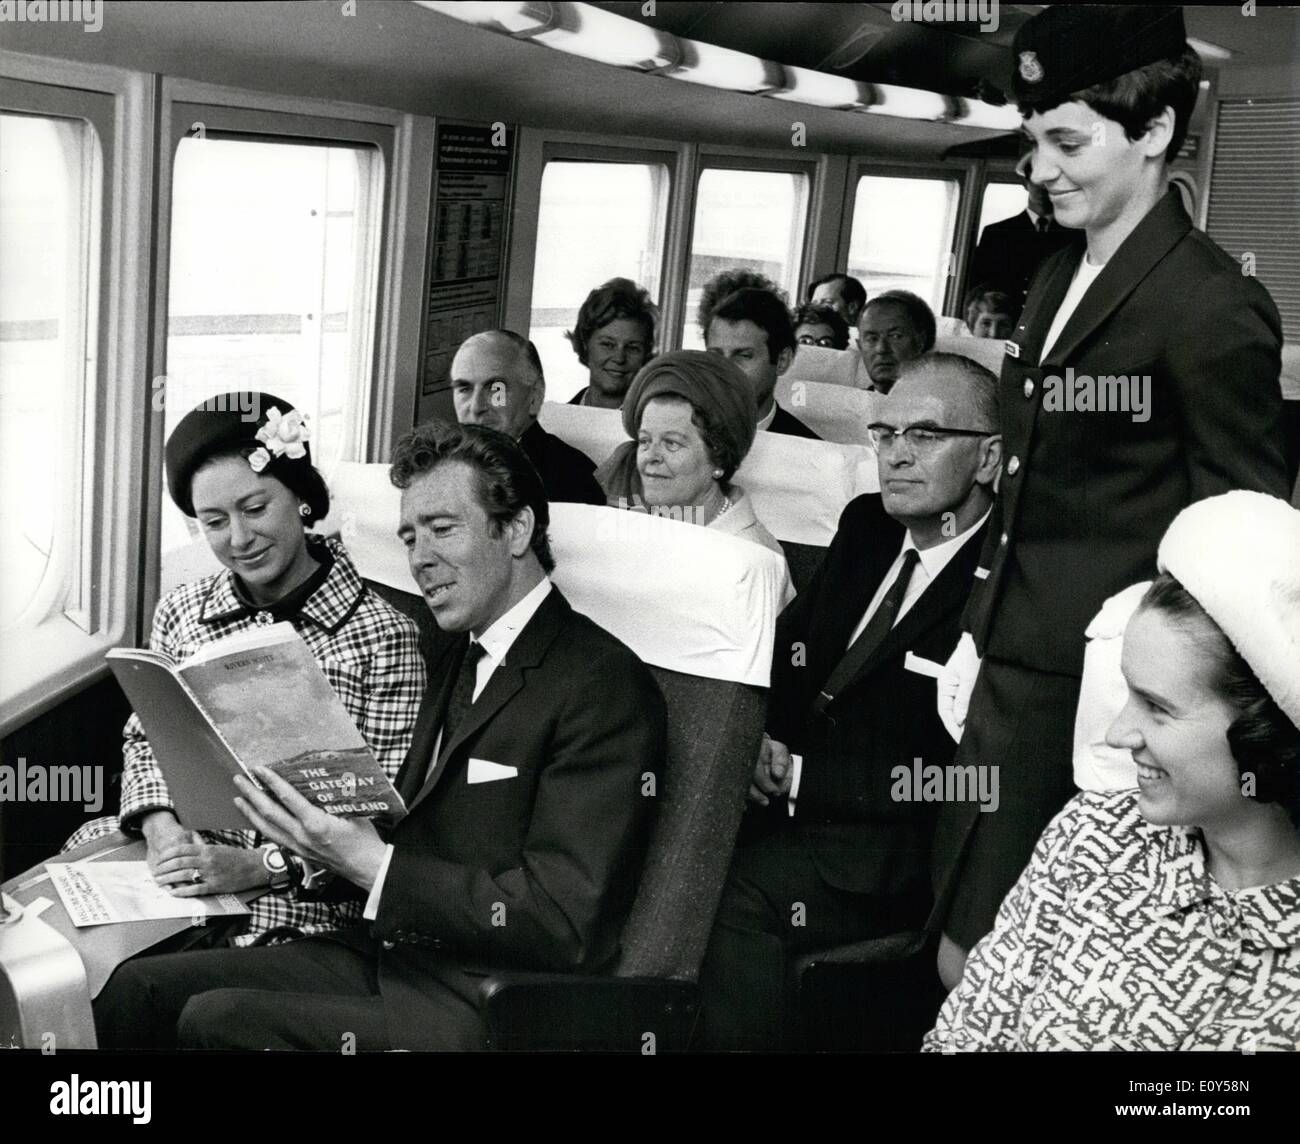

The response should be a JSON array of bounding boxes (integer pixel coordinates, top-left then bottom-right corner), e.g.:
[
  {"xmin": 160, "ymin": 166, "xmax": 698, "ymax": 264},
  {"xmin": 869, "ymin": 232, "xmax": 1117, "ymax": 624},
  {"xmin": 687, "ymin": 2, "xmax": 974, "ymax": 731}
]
[{"xmin": 1018, "ymin": 51, "xmax": 1044, "ymax": 84}]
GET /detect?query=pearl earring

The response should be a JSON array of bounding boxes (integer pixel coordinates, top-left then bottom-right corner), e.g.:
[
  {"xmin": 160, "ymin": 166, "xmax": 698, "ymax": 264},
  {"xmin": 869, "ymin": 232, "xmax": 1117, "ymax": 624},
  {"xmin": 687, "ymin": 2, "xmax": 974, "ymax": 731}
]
[
  {"xmin": 298, "ymin": 503, "xmax": 311, "ymax": 518},
  {"xmin": 713, "ymin": 469, "xmax": 724, "ymax": 479}
]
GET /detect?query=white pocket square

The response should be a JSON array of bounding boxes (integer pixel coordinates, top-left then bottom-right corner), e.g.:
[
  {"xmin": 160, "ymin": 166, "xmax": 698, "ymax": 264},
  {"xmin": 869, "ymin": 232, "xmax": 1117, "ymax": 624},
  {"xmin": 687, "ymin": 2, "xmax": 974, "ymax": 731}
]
[
  {"xmin": 903, "ymin": 651, "xmax": 945, "ymax": 679},
  {"xmin": 467, "ymin": 758, "xmax": 518, "ymax": 784}
]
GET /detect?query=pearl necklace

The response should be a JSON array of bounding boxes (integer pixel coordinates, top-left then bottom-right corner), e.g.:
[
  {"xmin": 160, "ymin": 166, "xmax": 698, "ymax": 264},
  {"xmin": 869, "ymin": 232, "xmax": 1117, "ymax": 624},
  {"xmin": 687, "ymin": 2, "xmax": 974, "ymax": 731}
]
[{"xmin": 714, "ymin": 494, "xmax": 733, "ymax": 521}]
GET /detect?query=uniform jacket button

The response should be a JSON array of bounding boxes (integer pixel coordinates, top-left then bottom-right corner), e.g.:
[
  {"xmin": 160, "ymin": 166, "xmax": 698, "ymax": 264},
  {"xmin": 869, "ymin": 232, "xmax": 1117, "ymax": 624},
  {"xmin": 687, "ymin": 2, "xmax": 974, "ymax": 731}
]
[
  {"xmin": 1007, "ymin": 456, "xmax": 1020, "ymax": 476},
  {"xmin": 1000, "ymin": 532, "xmax": 1009, "ymax": 546},
  {"xmin": 1023, "ymin": 378, "xmax": 1035, "ymax": 398}
]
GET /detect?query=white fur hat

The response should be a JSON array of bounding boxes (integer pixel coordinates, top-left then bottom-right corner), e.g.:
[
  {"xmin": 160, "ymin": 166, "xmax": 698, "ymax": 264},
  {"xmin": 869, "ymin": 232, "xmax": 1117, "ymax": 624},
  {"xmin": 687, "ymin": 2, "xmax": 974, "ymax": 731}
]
[{"xmin": 1157, "ymin": 490, "xmax": 1300, "ymax": 730}]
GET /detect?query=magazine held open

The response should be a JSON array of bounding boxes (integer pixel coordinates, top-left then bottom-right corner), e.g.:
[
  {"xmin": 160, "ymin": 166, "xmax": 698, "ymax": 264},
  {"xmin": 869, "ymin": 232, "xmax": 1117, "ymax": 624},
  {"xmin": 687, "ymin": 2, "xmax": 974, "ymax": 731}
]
[{"xmin": 107, "ymin": 623, "xmax": 405, "ymax": 831}]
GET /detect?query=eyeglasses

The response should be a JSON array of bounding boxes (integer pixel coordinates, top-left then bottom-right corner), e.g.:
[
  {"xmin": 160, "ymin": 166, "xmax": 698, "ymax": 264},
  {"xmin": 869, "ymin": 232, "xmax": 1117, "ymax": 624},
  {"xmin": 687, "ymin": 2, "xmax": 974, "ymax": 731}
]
[
  {"xmin": 867, "ymin": 423, "xmax": 993, "ymax": 451},
  {"xmin": 797, "ymin": 334, "xmax": 840, "ymax": 348}
]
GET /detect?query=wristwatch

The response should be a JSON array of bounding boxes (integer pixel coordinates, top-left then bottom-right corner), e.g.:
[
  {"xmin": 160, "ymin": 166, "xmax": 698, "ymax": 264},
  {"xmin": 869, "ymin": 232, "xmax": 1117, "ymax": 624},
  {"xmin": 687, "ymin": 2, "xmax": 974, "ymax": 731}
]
[{"xmin": 260, "ymin": 844, "xmax": 299, "ymax": 891}]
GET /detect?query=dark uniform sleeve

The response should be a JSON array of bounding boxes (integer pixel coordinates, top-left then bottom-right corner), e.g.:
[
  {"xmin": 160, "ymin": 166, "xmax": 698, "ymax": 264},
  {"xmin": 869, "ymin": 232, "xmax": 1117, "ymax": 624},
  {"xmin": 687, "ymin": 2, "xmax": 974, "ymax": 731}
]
[{"xmin": 1166, "ymin": 270, "xmax": 1289, "ymax": 500}]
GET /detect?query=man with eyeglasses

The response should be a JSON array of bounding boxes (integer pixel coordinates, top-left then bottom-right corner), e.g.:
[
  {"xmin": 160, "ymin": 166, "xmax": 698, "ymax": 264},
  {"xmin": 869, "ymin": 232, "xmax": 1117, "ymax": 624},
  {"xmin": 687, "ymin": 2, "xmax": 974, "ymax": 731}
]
[{"xmin": 697, "ymin": 351, "xmax": 1000, "ymax": 1050}]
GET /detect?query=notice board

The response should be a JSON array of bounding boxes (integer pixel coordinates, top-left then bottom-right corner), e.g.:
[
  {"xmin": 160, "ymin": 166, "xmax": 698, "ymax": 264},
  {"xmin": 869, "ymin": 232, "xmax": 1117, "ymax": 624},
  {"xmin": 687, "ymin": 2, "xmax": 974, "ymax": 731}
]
[{"xmin": 417, "ymin": 121, "xmax": 515, "ymax": 424}]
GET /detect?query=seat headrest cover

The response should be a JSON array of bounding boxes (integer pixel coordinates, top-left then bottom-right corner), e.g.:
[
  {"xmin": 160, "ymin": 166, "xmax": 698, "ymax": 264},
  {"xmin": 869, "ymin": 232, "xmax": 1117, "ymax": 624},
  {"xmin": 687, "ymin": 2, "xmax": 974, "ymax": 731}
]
[
  {"xmin": 933, "ymin": 334, "xmax": 1004, "ymax": 375},
  {"xmin": 773, "ymin": 377, "xmax": 883, "ymax": 448},
  {"xmin": 327, "ymin": 464, "xmax": 786, "ymax": 686},
  {"xmin": 788, "ymin": 344, "xmax": 860, "ymax": 388}
]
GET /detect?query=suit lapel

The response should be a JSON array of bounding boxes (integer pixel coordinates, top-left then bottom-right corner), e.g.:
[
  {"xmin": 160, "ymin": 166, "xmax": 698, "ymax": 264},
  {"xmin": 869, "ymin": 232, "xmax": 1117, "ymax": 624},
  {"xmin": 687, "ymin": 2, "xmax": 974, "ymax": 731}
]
[
  {"xmin": 1015, "ymin": 245, "xmax": 1080, "ymax": 365},
  {"xmin": 834, "ymin": 520, "xmax": 990, "ymax": 696},
  {"xmin": 813, "ymin": 499, "xmax": 902, "ymax": 669},
  {"xmin": 1042, "ymin": 189, "xmax": 1190, "ymax": 368},
  {"xmin": 405, "ymin": 589, "xmax": 570, "ymax": 814},
  {"xmin": 394, "ymin": 638, "xmax": 464, "ymax": 805}
]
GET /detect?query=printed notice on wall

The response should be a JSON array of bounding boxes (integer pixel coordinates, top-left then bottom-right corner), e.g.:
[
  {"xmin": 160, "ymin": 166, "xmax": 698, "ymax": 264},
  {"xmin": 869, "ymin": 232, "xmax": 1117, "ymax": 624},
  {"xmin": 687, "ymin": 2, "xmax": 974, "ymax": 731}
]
[{"xmin": 421, "ymin": 123, "xmax": 515, "ymax": 402}]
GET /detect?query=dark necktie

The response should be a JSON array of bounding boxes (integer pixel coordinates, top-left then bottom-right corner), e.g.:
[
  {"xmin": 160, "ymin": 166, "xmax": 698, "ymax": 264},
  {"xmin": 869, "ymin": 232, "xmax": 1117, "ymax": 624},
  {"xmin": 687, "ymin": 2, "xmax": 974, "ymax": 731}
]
[
  {"xmin": 442, "ymin": 640, "xmax": 486, "ymax": 749},
  {"xmin": 421, "ymin": 641, "xmax": 487, "ymax": 786},
  {"xmin": 1036, "ymin": 217, "xmax": 1050, "ymax": 234},
  {"xmin": 814, "ymin": 549, "xmax": 921, "ymax": 716}
]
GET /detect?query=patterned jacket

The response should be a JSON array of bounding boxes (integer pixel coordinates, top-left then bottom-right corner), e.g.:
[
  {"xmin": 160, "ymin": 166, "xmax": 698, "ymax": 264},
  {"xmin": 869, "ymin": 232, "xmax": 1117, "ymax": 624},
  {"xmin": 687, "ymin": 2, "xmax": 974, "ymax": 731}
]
[
  {"xmin": 67, "ymin": 537, "xmax": 426, "ymax": 944},
  {"xmin": 924, "ymin": 790, "xmax": 1300, "ymax": 1051}
]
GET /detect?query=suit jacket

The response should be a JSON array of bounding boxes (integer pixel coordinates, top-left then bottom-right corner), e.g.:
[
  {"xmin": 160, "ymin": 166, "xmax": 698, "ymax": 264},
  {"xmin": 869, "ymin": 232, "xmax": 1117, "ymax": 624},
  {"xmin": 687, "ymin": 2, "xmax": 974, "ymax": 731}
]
[
  {"xmin": 519, "ymin": 421, "xmax": 606, "ymax": 505},
  {"xmin": 766, "ymin": 494, "xmax": 989, "ymax": 900},
  {"xmin": 368, "ymin": 588, "xmax": 666, "ymax": 1047},
  {"xmin": 965, "ymin": 189, "xmax": 1290, "ymax": 677},
  {"xmin": 767, "ymin": 403, "xmax": 822, "ymax": 441},
  {"xmin": 969, "ymin": 210, "xmax": 1079, "ymax": 306}
]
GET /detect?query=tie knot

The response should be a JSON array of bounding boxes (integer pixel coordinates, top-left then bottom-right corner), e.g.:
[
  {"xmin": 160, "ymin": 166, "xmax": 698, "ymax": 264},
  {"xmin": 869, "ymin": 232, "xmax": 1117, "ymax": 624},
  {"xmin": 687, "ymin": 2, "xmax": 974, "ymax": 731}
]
[
  {"xmin": 901, "ymin": 548, "xmax": 921, "ymax": 569},
  {"xmin": 1037, "ymin": 218, "xmax": 1050, "ymax": 233},
  {"xmin": 464, "ymin": 641, "xmax": 486, "ymax": 668}
]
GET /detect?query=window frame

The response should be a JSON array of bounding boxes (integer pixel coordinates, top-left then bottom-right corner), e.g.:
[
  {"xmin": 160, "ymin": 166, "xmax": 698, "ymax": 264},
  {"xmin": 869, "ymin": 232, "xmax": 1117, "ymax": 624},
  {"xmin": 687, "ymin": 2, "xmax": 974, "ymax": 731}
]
[
  {"xmin": 507, "ymin": 132, "xmax": 831, "ymax": 354},
  {"xmin": 144, "ymin": 78, "xmax": 433, "ymax": 637},
  {"xmin": 840, "ymin": 159, "xmax": 978, "ymax": 319},
  {"xmin": 683, "ymin": 147, "xmax": 822, "ymax": 344},
  {"xmin": 505, "ymin": 131, "xmax": 688, "ymax": 352},
  {"xmin": 0, "ymin": 54, "xmax": 153, "ymax": 738}
]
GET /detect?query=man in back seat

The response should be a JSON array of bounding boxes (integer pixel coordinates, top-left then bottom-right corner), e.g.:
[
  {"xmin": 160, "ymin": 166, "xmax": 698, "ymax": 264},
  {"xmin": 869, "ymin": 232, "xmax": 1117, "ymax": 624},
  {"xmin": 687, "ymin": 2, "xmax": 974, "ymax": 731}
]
[
  {"xmin": 94, "ymin": 421, "xmax": 666, "ymax": 1050},
  {"xmin": 705, "ymin": 286, "xmax": 822, "ymax": 440},
  {"xmin": 697, "ymin": 352, "xmax": 1000, "ymax": 1050},
  {"xmin": 451, "ymin": 329, "xmax": 606, "ymax": 506}
]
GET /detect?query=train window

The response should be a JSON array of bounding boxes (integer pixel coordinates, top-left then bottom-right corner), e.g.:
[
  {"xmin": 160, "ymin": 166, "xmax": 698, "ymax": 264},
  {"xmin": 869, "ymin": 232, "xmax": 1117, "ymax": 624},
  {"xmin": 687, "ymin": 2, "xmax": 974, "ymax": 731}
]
[
  {"xmin": 159, "ymin": 136, "xmax": 383, "ymax": 563},
  {"xmin": 683, "ymin": 167, "xmax": 809, "ymax": 349},
  {"xmin": 0, "ymin": 113, "xmax": 102, "ymax": 633},
  {"xmin": 846, "ymin": 173, "xmax": 960, "ymax": 316},
  {"xmin": 978, "ymin": 181, "xmax": 1029, "ymax": 242},
  {"xmin": 530, "ymin": 160, "xmax": 669, "ymax": 399}
]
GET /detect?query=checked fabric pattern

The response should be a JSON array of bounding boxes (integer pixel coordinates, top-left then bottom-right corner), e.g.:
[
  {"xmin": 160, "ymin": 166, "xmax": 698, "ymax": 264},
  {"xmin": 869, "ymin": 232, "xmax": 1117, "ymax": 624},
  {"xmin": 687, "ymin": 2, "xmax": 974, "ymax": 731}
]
[
  {"xmin": 924, "ymin": 790, "xmax": 1300, "ymax": 1051},
  {"xmin": 65, "ymin": 537, "xmax": 426, "ymax": 945}
]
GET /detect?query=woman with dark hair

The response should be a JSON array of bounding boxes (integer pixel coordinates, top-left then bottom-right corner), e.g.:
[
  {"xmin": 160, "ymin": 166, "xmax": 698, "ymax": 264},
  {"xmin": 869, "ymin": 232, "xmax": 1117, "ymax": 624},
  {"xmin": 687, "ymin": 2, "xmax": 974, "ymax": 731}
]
[
  {"xmin": 565, "ymin": 277, "xmax": 657, "ymax": 409},
  {"xmin": 932, "ymin": 3, "xmax": 1289, "ymax": 992},
  {"xmin": 597, "ymin": 351, "xmax": 790, "ymax": 579},
  {"xmin": 925, "ymin": 491, "xmax": 1300, "ymax": 1051},
  {"xmin": 65, "ymin": 392, "xmax": 426, "ymax": 946}
]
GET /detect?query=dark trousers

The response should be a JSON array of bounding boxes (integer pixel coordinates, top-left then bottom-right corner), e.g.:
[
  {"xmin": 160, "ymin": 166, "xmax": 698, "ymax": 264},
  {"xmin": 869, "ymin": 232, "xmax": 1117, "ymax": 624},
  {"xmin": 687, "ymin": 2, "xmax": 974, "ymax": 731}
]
[
  {"xmin": 697, "ymin": 825, "xmax": 923, "ymax": 1052},
  {"xmin": 929, "ymin": 656, "xmax": 1080, "ymax": 951},
  {"xmin": 93, "ymin": 930, "xmax": 482, "ymax": 1051}
]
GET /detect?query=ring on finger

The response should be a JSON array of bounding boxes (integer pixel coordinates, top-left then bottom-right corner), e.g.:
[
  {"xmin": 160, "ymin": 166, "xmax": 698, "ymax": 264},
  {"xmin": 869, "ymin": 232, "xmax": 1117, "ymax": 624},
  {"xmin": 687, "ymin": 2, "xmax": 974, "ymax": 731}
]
[{"xmin": 189, "ymin": 869, "xmax": 203, "ymax": 885}]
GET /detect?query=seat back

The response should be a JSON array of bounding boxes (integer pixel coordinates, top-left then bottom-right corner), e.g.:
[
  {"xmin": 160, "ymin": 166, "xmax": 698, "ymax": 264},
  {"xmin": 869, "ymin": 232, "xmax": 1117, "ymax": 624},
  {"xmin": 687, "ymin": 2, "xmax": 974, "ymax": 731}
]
[
  {"xmin": 330, "ymin": 472, "xmax": 789, "ymax": 981},
  {"xmin": 933, "ymin": 333, "xmax": 1005, "ymax": 374},
  {"xmin": 788, "ymin": 344, "xmax": 861, "ymax": 388},
  {"xmin": 773, "ymin": 376, "xmax": 881, "ymax": 447}
]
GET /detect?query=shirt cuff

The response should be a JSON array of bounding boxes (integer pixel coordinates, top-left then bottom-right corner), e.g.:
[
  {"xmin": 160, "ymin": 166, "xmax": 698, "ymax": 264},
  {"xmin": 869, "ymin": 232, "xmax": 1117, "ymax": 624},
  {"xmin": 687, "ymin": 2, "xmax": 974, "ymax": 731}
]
[
  {"xmin": 787, "ymin": 753, "xmax": 803, "ymax": 817},
  {"xmin": 363, "ymin": 844, "xmax": 395, "ymax": 920}
]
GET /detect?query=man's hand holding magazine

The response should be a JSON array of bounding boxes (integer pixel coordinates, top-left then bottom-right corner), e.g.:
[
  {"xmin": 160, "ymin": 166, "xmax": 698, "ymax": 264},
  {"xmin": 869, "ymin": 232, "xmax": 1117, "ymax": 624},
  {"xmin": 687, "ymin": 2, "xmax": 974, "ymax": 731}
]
[{"xmin": 235, "ymin": 766, "xmax": 388, "ymax": 892}]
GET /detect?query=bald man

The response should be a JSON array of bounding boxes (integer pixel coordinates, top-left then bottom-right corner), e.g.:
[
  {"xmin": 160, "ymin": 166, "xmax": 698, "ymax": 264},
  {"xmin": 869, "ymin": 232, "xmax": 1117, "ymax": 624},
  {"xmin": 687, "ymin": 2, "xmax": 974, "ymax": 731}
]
[
  {"xmin": 698, "ymin": 352, "xmax": 1001, "ymax": 1050},
  {"xmin": 451, "ymin": 330, "xmax": 605, "ymax": 506}
]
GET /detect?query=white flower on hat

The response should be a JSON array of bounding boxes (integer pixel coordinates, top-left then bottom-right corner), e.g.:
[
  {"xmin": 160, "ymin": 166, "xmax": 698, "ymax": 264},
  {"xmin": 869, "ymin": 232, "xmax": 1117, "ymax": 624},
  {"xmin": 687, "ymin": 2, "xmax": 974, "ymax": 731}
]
[
  {"xmin": 1018, "ymin": 50, "xmax": 1044, "ymax": 84},
  {"xmin": 1157, "ymin": 490, "xmax": 1300, "ymax": 731},
  {"xmin": 254, "ymin": 406, "xmax": 311, "ymax": 462},
  {"xmin": 247, "ymin": 446, "xmax": 272, "ymax": 474}
]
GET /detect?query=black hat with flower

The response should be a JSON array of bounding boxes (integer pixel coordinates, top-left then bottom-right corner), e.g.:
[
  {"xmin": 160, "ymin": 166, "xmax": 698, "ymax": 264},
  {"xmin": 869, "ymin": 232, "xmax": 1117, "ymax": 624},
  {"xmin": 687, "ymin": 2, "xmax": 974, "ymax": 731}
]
[{"xmin": 164, "ymin": 391, "xmax": 328, "ymax": 520}]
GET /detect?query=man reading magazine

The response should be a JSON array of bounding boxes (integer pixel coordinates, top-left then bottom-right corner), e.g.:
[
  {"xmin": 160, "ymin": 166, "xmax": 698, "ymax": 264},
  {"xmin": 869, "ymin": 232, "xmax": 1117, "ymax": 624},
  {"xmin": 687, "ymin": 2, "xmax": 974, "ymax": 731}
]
[{"xmin": 94, "ymin": 422, "xmax": 667, "ymax": 1050}]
